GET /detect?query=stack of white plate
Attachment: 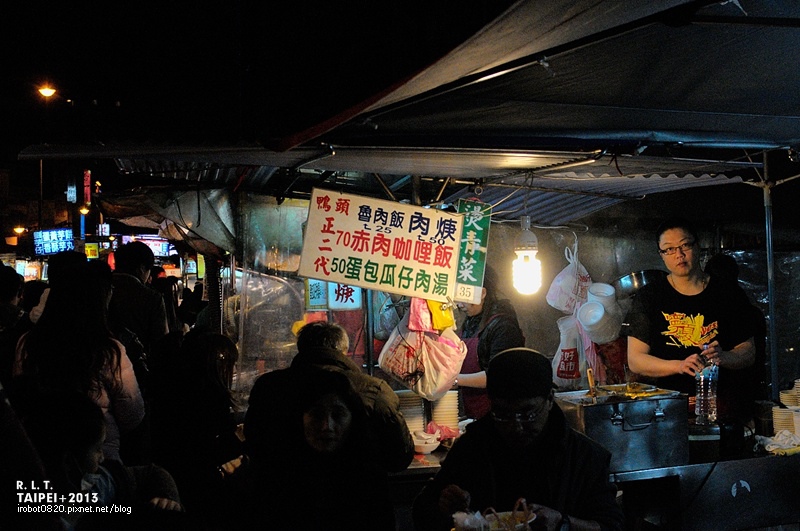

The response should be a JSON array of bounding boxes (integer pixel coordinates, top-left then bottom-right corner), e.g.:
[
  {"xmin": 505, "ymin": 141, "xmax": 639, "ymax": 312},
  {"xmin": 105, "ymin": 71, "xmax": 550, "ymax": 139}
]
[
  {"xmin": 779, "ymin": 389, "xmax": 798, "ymax": 407},
  {"xmin": 396, "ymin": 390, "xmax": 426, "ymax": 433},
  {"xmin": 794, "ymin": 378, "xmax": 800, "ymax": 404},
  {"xmin": 772, "ymin": 406, "xmax": 795, "ymax": 435},
  {"xmin": 431, "ymin": 390, "xmax": 460, "ymax": 430}
]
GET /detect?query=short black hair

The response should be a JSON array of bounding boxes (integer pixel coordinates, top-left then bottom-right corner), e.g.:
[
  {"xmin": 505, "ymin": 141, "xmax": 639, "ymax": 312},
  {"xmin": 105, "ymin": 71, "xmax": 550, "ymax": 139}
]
[
  {"xmin": 46, "ymin": 251, "xmax": 87, "ymax": 288},
  {"xmin": 655, "ymin": 217, "xmax": 699, "ymax": 251},
  {"xmin": 114, "ymin": 241, "xmax": 155, "ymax": 273},
  {"xmin": 0, "ymin": 265, "xmax": 23, "ymax": 302},
  {"xmin": 296, "ymin": 321, "xmax": 349, "ymax": 354}
]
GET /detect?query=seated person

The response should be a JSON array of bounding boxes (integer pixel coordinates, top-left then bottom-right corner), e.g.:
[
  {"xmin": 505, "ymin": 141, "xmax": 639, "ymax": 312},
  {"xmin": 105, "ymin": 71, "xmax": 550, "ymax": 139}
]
[
  {"xmin": 245, "ymin": 321, "xmax": 413, "ymax": 473},
  {"xmin": 413, "ymin": 348, "xmax": 623, "ymax": 531},
  {"xmin": 21, "ymin": 390, "xmax": 186, "ymax": 530},
  {"xmin": 237, "ymin": 369, "xmax": 395, "ymax": 530}
]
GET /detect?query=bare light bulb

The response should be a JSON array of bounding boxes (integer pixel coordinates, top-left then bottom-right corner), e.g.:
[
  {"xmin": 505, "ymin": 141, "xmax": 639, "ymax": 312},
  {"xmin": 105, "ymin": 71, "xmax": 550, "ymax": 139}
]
[{"xmin": 513, "ymin": 216, "xmax": 542, "ymax": 295}]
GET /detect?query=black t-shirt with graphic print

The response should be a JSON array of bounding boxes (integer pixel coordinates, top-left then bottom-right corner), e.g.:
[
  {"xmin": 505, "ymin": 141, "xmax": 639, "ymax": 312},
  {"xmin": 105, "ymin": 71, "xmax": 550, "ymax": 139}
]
[{"xmin": 623, "ymin": 274, "xmax": 755, "ymax": 419}]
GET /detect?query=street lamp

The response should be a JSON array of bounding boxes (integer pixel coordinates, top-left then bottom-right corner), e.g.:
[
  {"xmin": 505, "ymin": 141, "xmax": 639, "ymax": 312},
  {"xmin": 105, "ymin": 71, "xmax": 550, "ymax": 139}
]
[{"xmin": 37, "ymin": 85, "xmax": 56, "ymax": 229}]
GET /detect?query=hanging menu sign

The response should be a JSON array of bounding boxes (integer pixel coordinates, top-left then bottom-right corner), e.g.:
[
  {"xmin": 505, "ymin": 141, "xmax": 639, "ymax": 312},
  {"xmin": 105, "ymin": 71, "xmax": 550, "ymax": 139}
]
[
  {"xmin": 454, "ymin": 198, "xmax": 492, "ymax": 304},
  {"xmin": 298, "ymin": 189, "xmax": 462, "ymax": 302}
]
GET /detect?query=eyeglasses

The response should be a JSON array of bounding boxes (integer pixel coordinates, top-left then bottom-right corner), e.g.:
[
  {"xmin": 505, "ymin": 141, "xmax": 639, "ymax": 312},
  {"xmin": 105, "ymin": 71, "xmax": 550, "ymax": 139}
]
[
  {"xmin": 490, "ymin": 400, "xmax": 549, "ymax": 425},
  {"xmin": 658, "ymin": 241, "xmax": 695, "ymax": 256}
]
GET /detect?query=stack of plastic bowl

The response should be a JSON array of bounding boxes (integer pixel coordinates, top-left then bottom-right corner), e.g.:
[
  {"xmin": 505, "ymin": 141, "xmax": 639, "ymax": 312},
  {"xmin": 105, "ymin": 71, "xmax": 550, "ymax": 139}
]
[
  {"xmin": 587, "ymin": 283, "xmax": 624, "ymax": 321},
  {"xmin": 431, "ymin": 390, "xmax": 459, "ymax": 431},
  {"xmin": 577, "ymin": 283, "xmax": 624, "ymax": 345},
  {"xmin": 396, "ymin": 390, "xmax": 425, "ymax": 434},
  {"xmin": 577, "ymin": 301, "xmax": 621, "ymax": 345},
  {"xmin": 772, "ymin": 406, "xmax": 795, "ymax": 435}
]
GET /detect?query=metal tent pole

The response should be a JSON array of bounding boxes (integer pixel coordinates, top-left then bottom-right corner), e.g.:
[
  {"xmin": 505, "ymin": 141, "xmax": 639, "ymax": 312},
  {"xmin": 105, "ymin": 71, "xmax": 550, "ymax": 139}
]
[
  {"xmin": 364, "ymin": 288, "xmax": 375, "ymax": 375},
  {"xmin": 747, "ymin": 151, "xmax": 800, "ymax": 401},
  {"xmin": 763, "ymin": 179, "xmax": 779, "ymax": 401}
]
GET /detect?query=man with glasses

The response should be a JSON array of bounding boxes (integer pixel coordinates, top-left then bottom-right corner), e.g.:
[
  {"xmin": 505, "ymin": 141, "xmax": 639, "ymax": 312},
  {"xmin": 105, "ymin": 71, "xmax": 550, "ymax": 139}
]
[
  {"xmin": 413, "ymin": 348, "xmax": 623, "ymax": 531},
  {"xmin": 624, "ymin": 218, "xmax": 756, "ymax": 423}
]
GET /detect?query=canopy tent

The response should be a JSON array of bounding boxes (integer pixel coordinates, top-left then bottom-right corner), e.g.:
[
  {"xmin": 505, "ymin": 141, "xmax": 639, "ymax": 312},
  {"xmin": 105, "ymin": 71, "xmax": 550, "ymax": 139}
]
[{"xmin": 12, "ymin": 0, "xmax": 800, "ymax": 397}]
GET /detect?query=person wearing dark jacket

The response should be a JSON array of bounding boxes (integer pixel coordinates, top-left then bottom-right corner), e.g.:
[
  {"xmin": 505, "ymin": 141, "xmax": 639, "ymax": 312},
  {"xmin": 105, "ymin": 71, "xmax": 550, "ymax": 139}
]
[
  {"xmin": 244, "ymin": 321, "xmax": 414, "ymax": 473},
  {"xmin": 456, "ymin": 265, "xmax": 526, "ymax": 419},
  {"xmin": 413, "ymin": 348, "xmax": 623, "ymax": 531},
  {"xmin": 0, "ymin": 265, "xmax": 27, "ymax": 389},
  {"xmin": 239, "ymin": 369, "xmax": 397, "ymax": 530},
  {"xmin": 109, "ymin": 241, "xmax": 169, "ymax": 355}
]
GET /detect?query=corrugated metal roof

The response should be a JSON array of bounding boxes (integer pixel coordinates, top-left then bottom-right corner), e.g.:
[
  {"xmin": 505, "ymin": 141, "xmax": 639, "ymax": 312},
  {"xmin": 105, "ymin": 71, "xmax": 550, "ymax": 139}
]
[{"xmin": 21, "ymin": 143, "xmax": 757, "ymax": 226}]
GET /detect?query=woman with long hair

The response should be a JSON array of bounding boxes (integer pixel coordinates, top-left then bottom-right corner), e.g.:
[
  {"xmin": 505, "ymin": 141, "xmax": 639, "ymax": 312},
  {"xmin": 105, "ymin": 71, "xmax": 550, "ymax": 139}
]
[
  {"xmin": 149, "ymin": 328, "xmax": 241, "ymax": 522},
  {"xmin": 13, "ymin": 260, "xmax": 145, "ymax": 463}
]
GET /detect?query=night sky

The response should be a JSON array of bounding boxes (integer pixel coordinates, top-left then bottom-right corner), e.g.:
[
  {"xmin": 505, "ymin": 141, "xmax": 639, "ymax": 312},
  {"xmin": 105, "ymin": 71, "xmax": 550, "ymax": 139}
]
[{"xmin": 2, "ymin": 1, "xmax": 511, "ymax": 160}]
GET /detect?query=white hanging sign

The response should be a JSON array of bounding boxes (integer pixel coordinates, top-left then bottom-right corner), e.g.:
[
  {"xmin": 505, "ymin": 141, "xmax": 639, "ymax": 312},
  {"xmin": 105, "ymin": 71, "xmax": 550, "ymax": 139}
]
[{"xmin": 298, "ymin": 188, "xmax": 462, "ymax": 302}]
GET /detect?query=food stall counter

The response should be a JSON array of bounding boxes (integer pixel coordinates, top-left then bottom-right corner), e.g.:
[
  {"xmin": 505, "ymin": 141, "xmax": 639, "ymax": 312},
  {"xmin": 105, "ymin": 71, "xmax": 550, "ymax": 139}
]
[{"xmin": 613, "ymin": 452, "xmax": 800, "ymax": 530}]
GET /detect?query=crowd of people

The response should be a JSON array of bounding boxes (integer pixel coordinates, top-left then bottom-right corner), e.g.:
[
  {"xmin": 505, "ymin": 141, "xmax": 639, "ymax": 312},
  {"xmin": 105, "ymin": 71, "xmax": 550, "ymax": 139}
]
[
  {"xmin": 1, "ymin": 243, "xmax": 417, "ymax": 531},
  {"xmin": 0, "ymin": 243, "xmax": 227, "ymax": 530},
  {"xmin": 1, "ymin": 218, "xmax": 768, "ymax": 530}
]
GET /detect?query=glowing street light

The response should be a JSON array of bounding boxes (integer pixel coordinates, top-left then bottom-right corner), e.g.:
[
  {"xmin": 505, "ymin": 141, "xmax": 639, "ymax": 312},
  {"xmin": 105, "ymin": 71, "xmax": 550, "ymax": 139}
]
[{"xmin": 38, "ymin": 86, "xmax": 56, "ymax": 98}]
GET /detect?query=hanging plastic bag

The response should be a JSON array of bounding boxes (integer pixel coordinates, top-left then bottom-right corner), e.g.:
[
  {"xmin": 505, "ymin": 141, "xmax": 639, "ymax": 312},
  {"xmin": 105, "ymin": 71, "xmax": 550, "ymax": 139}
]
[
  {"xmin": 546, "ymin": 241, "xmax": 592, "ymax": 314},
  {"xmin": 552, "ymin": 314, "xmax": 588, "ymax": 390},
  {"xmin": 408, "ymin": 297, "xmax": 436, "ymax": 332},
  {"xmin": 414, "ymin": 325, "xmax": 466, "ymax": 400},
  {"xmin": 373, "ymin": 292, "xmax": 401, "ymax": 341},
  {"xmin": 378, "ymin": 314, "xmax": 467, "ymax": 401},
  {"xmin": 575, "ymin": 306, "xmax": 607, "ymax": 384},
  {"xmin": 426, "ymin": 298, "xmax": 455, "ymax": 331}
]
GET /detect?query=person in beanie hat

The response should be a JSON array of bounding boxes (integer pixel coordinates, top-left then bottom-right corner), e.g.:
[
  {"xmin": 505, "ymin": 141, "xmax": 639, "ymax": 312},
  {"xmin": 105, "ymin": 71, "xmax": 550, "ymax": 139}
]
[{"xmin": 413, "ymin": 348, "xmax": 623, "ymax": 531}]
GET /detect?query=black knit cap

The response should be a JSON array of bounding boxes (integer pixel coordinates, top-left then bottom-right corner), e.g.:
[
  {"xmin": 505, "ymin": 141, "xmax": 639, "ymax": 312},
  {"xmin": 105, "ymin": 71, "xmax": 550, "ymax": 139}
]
[{"xmin": 487, "ymin": 347, "xmax": 554, "ymax": 400}]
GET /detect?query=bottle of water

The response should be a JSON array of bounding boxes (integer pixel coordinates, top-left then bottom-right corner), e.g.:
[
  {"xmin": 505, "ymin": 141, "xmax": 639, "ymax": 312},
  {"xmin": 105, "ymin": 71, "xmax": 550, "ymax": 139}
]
[{"xmin": 695, "ymin": 364, "xmax": 718, "ymax": 425}]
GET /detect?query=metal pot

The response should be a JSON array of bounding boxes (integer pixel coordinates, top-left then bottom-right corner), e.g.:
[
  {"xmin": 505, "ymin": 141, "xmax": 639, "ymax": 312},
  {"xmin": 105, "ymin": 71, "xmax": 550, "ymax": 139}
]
[{"xmin": 612, "ymin": 269, "xmax": 667, "ymax": 299}]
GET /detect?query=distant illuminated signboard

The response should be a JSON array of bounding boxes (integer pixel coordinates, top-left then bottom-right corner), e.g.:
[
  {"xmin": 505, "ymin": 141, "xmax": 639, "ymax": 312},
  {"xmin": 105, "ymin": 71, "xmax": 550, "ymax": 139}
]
[
  {"xmin": 33, "ymin": 228, "xmax": 75, "ymax": 256},
  {"xmin": 121, "ymin": 235, "xmax": 173, "ymax": 258},
  {"xmin": 84, "ymin": 243, "xmax": 100, "ymax": 259}
]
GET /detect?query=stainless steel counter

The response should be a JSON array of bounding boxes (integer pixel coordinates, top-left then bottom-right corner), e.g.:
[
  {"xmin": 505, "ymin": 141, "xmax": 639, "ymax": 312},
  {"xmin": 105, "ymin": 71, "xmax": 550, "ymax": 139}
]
[{"xmin": 614, "ymin": 452, "xmax": 800, "ymax": 530}]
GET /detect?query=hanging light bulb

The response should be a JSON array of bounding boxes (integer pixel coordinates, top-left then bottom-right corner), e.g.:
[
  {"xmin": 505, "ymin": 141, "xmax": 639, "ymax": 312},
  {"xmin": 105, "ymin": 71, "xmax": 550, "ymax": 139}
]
[{"xmin": 513, "ymin": 216, "xmax": 542, "ymax": 295}]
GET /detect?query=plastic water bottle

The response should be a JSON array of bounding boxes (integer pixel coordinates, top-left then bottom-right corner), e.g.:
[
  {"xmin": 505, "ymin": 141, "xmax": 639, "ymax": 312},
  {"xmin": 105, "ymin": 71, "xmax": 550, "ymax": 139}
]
[{"xmin": 695, "ymin": 363, "xmax": 718, "ymax": 425}]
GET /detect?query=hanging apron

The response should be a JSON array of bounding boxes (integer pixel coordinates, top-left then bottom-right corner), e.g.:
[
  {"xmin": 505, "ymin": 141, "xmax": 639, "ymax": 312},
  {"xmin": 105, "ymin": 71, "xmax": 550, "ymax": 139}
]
[{"xmin": 459, "ymin": 336, "xmax": 491, "ymax": 419}]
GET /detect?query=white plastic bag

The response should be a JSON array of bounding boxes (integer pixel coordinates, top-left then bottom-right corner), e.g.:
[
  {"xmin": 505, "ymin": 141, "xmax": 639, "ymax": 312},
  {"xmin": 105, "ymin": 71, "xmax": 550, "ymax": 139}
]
[
  {"xmin": 552, "ymin": 314, "xmax": 588, "ymax": 390},
  {"xmin": 546, "ymin": 242, "xmax": 592, "ymax": 314},
  {"xmin": 378, "ymin": 314, "xmax": 467, "ymax": 401}
]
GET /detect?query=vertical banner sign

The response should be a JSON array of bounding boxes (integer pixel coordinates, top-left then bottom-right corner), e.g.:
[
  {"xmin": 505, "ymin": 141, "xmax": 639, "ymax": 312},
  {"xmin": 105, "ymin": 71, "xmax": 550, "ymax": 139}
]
[
  {"xmin": 454, "ymin": 199, "xmax": 492, "ymax": 304},
  {"xmin": 83, "ymin": 169, "xmax": 92, "ymax": 205},
  {"xmin": 298, "ymin": 189, "xmax": 462, "ymax": 303}
]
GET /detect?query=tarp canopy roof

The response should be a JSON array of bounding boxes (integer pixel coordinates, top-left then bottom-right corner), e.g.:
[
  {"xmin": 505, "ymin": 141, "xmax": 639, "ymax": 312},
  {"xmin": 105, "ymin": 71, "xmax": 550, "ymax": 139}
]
[
  {"xmin": 12, "ymin": 0, "xmax": 800, "ymax": 231},
  {"xmin": 312, "ymin": 0, "xmax": 800, "ymax": 153}
]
